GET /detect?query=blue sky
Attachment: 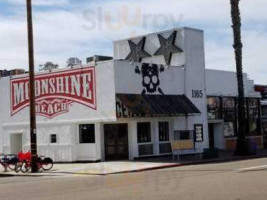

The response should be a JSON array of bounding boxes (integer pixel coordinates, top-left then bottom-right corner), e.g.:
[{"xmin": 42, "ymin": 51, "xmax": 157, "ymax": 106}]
[{"xmin": 0, "ymin": 0, "xmax": 267, "ymax": 84}]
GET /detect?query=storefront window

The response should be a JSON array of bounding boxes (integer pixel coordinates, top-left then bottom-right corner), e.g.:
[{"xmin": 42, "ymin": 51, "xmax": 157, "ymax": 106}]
[
  {"xmin": 207, "ymin": 97, "xmax": 221, "ymax": 120},
  {"xmin": 249, "ymin": 120, "xmax": 258, "ymax": 135},
  {"xmin": 137, "ymin": 122, "xmax": 151, "ymax": 143},
  {"xmin": 262, "ymin": 122, "xmax": 267, "ymax": 135},
  {"xmin": 248, "ymin": 98, "xmax": 259, "ymax": 119},
  {"xmin": 222, "ymin": 97, "xmax": 236, "ymax": 137},
  {"xmin": 223, "ymin": 122, "xmax": 235, "ymax": 137},
  {"xmin": 174, "ymin": 130, "xmax": 191, "ymax": 140},
  {"xmin": 222, "ymin": 97, "xmax": 236, "ymax": 120},
  {"xmin": 262, "ymin": 105, "xmax": 267, "ymax": 118},
  {"xmin": 79, "ymin": 124, "xmax": 95, "ymax": 143},
  {"xmin": 158, "ymin": 122, "xmax": 169, "ymax": 142},
  {"xmin": 248, "ymin": 98, "xmax": 260, "ymax": 136}
]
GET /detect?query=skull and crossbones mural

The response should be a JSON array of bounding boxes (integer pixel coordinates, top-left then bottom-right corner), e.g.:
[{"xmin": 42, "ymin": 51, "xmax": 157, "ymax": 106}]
[{"xmin": 135, "ymin": 63, "xmax": 165, "ymax": 95}]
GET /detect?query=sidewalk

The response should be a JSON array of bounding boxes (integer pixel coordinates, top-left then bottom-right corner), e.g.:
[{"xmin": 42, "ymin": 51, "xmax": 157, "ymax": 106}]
[
  {"xmin": 1, "ymin": 149, "xmax": 267, "ymax": 177},
  {"xmin": 0, "ymin": 160, "xmax": 180, "ymax": 177}
]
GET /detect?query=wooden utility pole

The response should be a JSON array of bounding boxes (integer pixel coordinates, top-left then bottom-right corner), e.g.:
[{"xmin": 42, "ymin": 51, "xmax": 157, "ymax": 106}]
[
  {"xmin": 230, "ymin": 0, "xmax": 250, "ymax": 155},
  {"xmin": 26, "ymin": 0, "xmax": 38, "ymax": 172}
]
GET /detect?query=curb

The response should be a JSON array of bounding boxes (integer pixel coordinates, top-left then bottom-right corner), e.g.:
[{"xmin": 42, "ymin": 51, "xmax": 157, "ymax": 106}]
[
  {"xmin": 1, "ymin": 154, "xmax": 267, "ymax": 177},
  {"xmin": 106, "ymin": 154, "xmax": 267, "ymax": 175},
  {"xmin": 0, "ymin": 174, "xmax": 15, "ymax": 177},
  {"xmin": 0, "ymin": 173, "xmax": 57, "ymax": 177}
]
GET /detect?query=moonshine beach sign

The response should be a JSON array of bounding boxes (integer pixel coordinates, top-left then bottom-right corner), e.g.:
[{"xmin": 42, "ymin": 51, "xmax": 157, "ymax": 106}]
[{"xmin": 10, "ymin": 67, "xmax": 96, "ymax": 118}]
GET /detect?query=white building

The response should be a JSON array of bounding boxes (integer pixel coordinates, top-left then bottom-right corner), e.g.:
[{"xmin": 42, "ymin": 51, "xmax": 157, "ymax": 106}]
[
  {"xmin": 0, "ymin": 27, "xmax": 262, "ymax": 162},
  {"xmin": 206, "ymin": 69, "xmax": 261, "ymax": 151}
]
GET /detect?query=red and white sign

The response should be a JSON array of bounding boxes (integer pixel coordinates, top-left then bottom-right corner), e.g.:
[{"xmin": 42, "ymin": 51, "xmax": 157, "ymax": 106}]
[{"xmin": 10, "ymin": 67, "xmax": 96, "ymax": 118}]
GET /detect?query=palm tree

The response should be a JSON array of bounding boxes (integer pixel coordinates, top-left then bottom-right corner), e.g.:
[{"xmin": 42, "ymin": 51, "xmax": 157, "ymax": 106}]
[{"xmin": 230, "ymin": 0, "xmax": 250, "ymax": 155}]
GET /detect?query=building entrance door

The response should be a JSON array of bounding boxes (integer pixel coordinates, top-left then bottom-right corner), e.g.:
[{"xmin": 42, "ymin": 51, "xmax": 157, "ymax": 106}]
[
  {"xmin": 104, "ymin": 124, "xmax": 129, "ymax": 161},
  {"xmin": 10, "ymin": 133, "xmax": 22, "ymax": 154},
  {"xmin": 208, "ymin": 124, "xmax": 215, "ymax": 148}
]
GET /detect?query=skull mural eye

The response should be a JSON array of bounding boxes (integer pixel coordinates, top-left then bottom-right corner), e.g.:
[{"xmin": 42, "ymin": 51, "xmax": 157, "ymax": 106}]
[
  {"xmin": 144, "ymin": 76, "xmax": 151, "ymax": 85},
  {"xmin": 152, "ymin": 75, "xmax": 158, "ymax": 84}
]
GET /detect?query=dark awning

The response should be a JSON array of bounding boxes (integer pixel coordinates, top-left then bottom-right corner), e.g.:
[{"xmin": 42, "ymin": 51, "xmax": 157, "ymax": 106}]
[{"xmin": 116, "ymin": 93, "xmax": 201, "ymax": 117}]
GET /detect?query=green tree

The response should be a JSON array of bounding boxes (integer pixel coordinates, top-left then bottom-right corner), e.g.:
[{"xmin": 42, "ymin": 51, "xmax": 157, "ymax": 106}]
[{"xmin": 39, "ymin": 62, "xmax": 59, "ymax": 71}]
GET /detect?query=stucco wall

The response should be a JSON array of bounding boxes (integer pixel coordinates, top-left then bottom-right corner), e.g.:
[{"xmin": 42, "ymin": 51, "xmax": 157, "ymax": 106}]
[
  {"xmin": 113, "ymin": 27, "xmax": 209, "ymax": 151},
  {"xmin": 1, "ymin": 63, "xmax": 116, "ymax": 125},
  {"xmin": 0, "ymin": 62, "xmax": 116, "ymax": 161},
  {"xmin": 183, "ymin": 28, "xmax": 208, "ymax": 150},
  {"xmin": 114, "ymin": 29, "xmax": 185, "ymax": 67},
  {"xmin": 205, "ymin": 69, "xmax": 260, "ymax": 98},
  {"xmin": 114, "ymin": 60, "xmax": 185, "ymax": 95}
]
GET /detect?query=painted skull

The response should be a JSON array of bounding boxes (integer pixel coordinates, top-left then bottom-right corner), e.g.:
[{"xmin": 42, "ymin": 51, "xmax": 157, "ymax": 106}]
[
  {"xmin": 141, "ymin": 63, "xmax": 160, "ymax": 93},
  {"xmin": 135, "ymin": 63, "xmax": 165, "ymax": 95}
]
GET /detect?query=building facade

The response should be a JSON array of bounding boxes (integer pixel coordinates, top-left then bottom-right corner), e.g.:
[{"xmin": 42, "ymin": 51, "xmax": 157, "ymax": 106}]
[
  {"xmin": 206, "ymin": 70, "xmax": 262, "ymax": 151},
  {"xmin": 0, "ymin": 27, "xmax": 262, "ymax": 162},
  {"xmin": 255, "ymin": 85, "xmax": 267, "ymax": 148}
]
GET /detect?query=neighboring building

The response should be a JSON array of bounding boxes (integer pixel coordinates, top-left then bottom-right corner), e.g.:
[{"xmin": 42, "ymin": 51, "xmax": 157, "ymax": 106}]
[
  {"xmin": 0, "ymin": 69, "xmax": 25, "ymax": 77},
  {"xmin": 86, "ymin": 55, "xmax": 113, "ymax": 66},
  {"xmin": 262, "ymin": 101, "xmax": 267, "ymax": 148},
  {"xmin": 255, "ymin": 85, "xmax": 267, "ymax": 148},
  {"xmin": 206, "ymin": 70, "xmax": 262, "ymax": 151},
  {"xmin": 0, "ymin": 27, "xmax": 262, "ymax": 162}
]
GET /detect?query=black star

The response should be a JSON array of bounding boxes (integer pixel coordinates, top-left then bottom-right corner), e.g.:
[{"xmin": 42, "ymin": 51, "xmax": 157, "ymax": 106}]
[
  {"xmin": 125, "ymin": 37, "xmax": 151, "ymax": 62},
  {"xmin": 154, "ymin": 31, "xmax": 183, "ymax": 65}
]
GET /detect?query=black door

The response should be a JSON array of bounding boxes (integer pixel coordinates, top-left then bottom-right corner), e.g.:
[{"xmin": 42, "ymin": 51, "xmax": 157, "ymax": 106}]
[
  {"xmin": 104, "ymin": 124, "xmax": 129, "ymax": 161},
  {"xmin": 208, "ymin": 124, "xmax": 215, "ymax": 148}
]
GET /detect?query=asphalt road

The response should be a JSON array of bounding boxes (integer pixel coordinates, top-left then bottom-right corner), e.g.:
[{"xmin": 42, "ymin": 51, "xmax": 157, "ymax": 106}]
[{"xmin": 1, "ymin": 158, "xmax": 267, "ymax": 200}]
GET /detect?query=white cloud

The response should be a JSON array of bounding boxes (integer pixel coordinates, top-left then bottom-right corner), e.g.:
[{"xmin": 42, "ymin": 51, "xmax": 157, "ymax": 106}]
[
  {"xmin": 0, "ymin": 0, "xmax": 266, "ymax": 84},
  {"xmin": 205, "ymin": 28, "xmax": 267, "ymax": 85},
  {"xmin": 5, "ymin": 0, "xmax": 69, "ymax": 6}
]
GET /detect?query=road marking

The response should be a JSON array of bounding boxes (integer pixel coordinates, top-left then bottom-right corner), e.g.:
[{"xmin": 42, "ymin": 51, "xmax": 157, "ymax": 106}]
[{"xmin": 238, "ymin": 165, "xmax": 267, "ymax": 172}]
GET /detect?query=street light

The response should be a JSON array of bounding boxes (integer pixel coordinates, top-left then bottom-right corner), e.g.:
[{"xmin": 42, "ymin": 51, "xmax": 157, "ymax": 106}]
[{"xmin": 26, "ymin": 0, "xmax": 38, "ymax": 172}]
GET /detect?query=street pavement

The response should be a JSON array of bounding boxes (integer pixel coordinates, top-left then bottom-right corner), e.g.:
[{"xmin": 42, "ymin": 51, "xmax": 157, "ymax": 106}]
[{"xmin": 0, "ymin": 158, "xmax": 267, "ymax": 200}]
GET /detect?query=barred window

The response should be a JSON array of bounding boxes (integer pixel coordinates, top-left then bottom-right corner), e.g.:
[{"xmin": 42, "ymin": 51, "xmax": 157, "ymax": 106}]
[
  {"xmin": 159, "ymin": 122, "xmax": 169, "ymax": 142},
  {"xmin": 137, "ymin": 122, "xmax": 151, "ymax": 143}
]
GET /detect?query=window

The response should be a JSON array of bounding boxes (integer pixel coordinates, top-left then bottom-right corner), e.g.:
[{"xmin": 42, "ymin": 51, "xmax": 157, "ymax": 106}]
[
  {"xmin": 248, "ymin": 98, "xmax": 260, "ymax": 136},
  {"xmin": 262, "ymin": 122, "xmax": 267, "ymax": 135},
  {"xmin": 180, "ymin": 131, "xmax": 190, "ymax": 140},
  {"xmin": 207, "ymin": 97, "xmax": 221, "ymax": 120},
  {"xmin": 50, "ymin": 134, "xmax": 57, "ymax": 143},
  {"xmin": 159, "ymin": 122, "xmax": 169, "ymax": 142},
  {"xmin": 79, "ymin": 124, "xmax": 95, "ymax": 143},
  {"xmin": 139, "ymin": 144, "xmax": 153, "ymax": 156},
  {"xmin": 248, "ymin": 98, "xmax": 259, "ymax": 119},
  {"xmin": 174, "ymin": 130, "xmax": 190, "ymax": 140},
  {"xmin": 223, "ymin": 122, "xmax": 235, "ymax": 137},
  {"xmin": 222, "ymin": 97, "xmax": 237, "ymax": 137},
  {"xmin": 137, "ymin": 122, "xmax": 151, "ymax": 143},
  {"xmin": 222, "ymin": 97, "xmax": 236, "ymax": 120},
  {"xmin": 262, "ymin": 106, "xmax": 267, "ymax": 117}
]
